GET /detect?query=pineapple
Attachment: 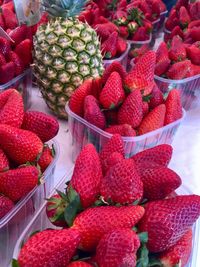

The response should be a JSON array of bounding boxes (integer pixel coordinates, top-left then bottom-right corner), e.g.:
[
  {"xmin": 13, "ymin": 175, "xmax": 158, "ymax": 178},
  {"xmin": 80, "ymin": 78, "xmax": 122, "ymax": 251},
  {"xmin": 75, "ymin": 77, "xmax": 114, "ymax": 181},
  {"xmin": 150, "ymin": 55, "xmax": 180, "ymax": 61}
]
[{"xmin": 33, "ymin": 0, "xmax": 104, "ymax": 118}]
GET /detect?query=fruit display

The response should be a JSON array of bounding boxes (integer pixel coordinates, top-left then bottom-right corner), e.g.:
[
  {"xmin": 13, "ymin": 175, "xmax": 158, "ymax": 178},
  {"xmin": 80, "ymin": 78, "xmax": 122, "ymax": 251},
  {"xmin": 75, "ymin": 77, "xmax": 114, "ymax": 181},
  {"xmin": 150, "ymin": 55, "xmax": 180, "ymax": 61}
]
[
  {"xmin": 0, "ymin": 89, "xmax": 59, "ymax": 220},
  {"xmin": 33, "ymin": 0, "xmax": 104, "ymax": 119},
  {"xmin": 13, "ymin": 139, "xmax": 200, "ymax": 266}
]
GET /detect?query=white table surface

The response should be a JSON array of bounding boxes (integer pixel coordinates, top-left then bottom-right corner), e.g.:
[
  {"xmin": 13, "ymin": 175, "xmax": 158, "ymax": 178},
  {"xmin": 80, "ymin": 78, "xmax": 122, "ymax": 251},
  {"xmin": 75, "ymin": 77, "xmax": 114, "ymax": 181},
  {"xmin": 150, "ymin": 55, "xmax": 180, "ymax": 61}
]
[{"xmin": 31, "ymin": 84, "xmax": 200, "ymax": 266}]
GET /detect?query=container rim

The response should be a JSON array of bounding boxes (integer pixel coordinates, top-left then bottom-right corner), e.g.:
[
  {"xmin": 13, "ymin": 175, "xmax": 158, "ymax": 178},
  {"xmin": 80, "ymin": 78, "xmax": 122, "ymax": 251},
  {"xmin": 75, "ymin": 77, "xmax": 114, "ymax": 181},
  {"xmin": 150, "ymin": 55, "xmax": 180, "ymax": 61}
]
[
  {"xmin": 127, "ymin": 32, "xmax": 152, "ymax": 45},
  {"xmin": 0, "ymin": 69, "xmax": 31, "ymax": 90},
  {"xmin": 152, "ymin": 18, "xmax": 160, "ymax": 25},
  {"xmin": 65, "ymin": 103, "xmax": 186, "ymax": 142},
  {"xmin": 154, "ymin": 73, "xmax": 200, "ymax": 84},
  {"xmin": 103, "ymin": 43, "xmax": 130, "ymax": 64},
  {"xmin": 0, "ymin": 139, "xmax": 60, "ymax": 229}
]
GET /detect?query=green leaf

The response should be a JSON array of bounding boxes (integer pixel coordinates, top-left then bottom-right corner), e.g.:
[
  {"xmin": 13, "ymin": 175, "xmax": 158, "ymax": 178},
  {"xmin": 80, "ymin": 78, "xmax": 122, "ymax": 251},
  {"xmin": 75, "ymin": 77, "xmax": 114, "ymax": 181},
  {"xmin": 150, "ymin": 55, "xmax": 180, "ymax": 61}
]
[
  {"xmin": 137, "ymin": 244, "xmax": 149, "ymax": 267},
  {"xmin": 56, "ymin": 190, "xmax": 69, "ymax": 202},
  {"xmin": 138, "ymin": 232, "xmax": 148, "ymax": 243},
  {"xmin": 64, "ymin": 194, "xmax": 81, "ymax": 226},
  {"xmin": 68, "ymin": 186, "xmax": 80, "ymax": 203},
  {"xmin": 148, "ymin": 257, "xmax": 162, "ymax": 267},
  {"xmin": 11, "ymin": 259, "xmax": 20, "ymax": 267}
]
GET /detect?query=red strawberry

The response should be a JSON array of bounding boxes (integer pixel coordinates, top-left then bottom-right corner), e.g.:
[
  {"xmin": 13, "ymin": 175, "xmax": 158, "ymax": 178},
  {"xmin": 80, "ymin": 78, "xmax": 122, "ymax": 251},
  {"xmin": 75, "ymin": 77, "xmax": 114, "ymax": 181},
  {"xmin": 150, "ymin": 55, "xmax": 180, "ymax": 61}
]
[
  {"xmin": 138, "ymin": 104, "xmax": 166, "ymax": 135},
  {"xmin": 142, "ymin": 101, "xmax": 149, "ymax": 116},
  {"xmin": 2, "ymin": 8, "xmax": 18, "ymax": 29},
  {"xmin": 165, "ymin": 89, "xmax": 183, "ymax": 125},
  {"xmin": 18, "ymin": 229, "xmax": 81, "ymax": 267},
  {"xmin": 0, "ymin": 166, "xmax": 39, "ymax": 202},
  {"xmin": 118, "ymin": 26, "xmax": 129, "ymax": 38},
  {"xmin": 96, "ymin": 229, "xmax": 140, "ymax": 267},
  {"xmin": 118, "ymin": 90, "xmax": 143, "ymax": 128},
  {"xmin": 99, "ymin": 134, "xmax": 125, "ymax": 169},
  {"xmin": 0, "ymin": 88, "xmax": 13, "ymax": 109},
  {"xmin": 73, "ymin": 205, "xmax": 145, "ymax": 251},
  {"xmin": 186, "ymin": 42, "xmax": 200, "ymax": 65},
  {"xmin": 102, "ymin": 152, "xmax": 124, "ymax": 174},
  {"xmin": 15, "ymin": 39, "xmax": 32, "ymax": 67},
  {"xmin": 189, "ymin": 1, "xmax": 200, "ymax": 21},
  {"xmin": 102, "ymin": 31, "xmax": 118, "ymax": 59},
  {"xmin": 149, "ymin": 84, "xmax": 164, "ymax": 109},
  {"xmin": 101, "ymin": 61, "xmax": 127, "ymax": 85},
  {"xmin": 84, "ymin": 95, "xmax": 106, "ymax": 129},
  {"xmin": 9, "ymin": 25, "xmax": 29, "ymax": 46},
  {"xmin": 0, "ymin": 89, "xmax": 24, "ymax": 128},
  {"xmin": 100, "ymin": 158, "xmax": 143, "ymax": 204},
  {"xmin": 165, "ymin": 9, "xmax": 179, "ymax": 31},
  {"xmin": 155, "ymin": 42, "xmax": 171, "ymax": 76},
  {"xmin": 91, "ymin": 77, "xmax": 103, "ymax": 99},
  {"xmin": 0, "ymin": 148, "xmax": 9, "ymax": 172},
  {"xmin": 69, "ymin": 79, "xmax": 93, "ymax": 116},
  {"xmin": 141, "ymin": 167, "xmax": 182, "ymax": 201},
  {"xmin": 99, "ymin": 72, "xmax": 125, "ymax": 109},
  {"xmin": 95, "ymin": 23, "xmax": 113, "ymax": 41},
  {"xmin": 132, "ymin": 26, "xmax": 149, "ymax": 41},
  {"xmin": 179, "ymin": 6, "xmax": 190, "ymax": 28},
  {"xmin": 0, "ymin": 36, "xmax": 11, "ymax": 56},
  {"xmin": 68, "ymin": 262, "xmax": 93, "ymax": 267},
  {"xmin": 0, "ymin": 195, "xmax": 14, "ymax": 219},
  {"xmin": 189, "ymin": 26, "xmax": 200, "ymax": 42},
  {"xmin": 105, "ymin": 124, "xmax": 136, "ymax": 137},
  {"xmin": 0, "ymin": 52, "xmax": 6, "ymax": 66},
  {"xmin": 159, "ymin": 229, "xmax": 192, "ymax": 266},
  {"xmin": 167, "ymin": 60, "xmax": 192, "ymax": 80},
  {"xmin": 0, "ymin": 14, "xmax": 5, "ymax": 30},
  {"xmin": 22, "ymin": 111, "xmax": 59, "ymax": 142},
  {"xmin": 168, "ymin": 36, "xmax": 186, "ymax": 62},
  {"xmin": 70, "ymin": 144, "xmax": 102, "ymax": 209},
  {"xmin": 188, "ymin": 20, "xmax": 200, "ymax": 29},
  {"xmin": 116, "ymin": 37, "xmax": 127, "ymax": 55},
  {"xmin": 46, "ymin": 193, "xmax": 68, "ymax": 227},
  {"xmin": 139, "ymin": 195, "xmax": 200, "ymax": 252},
  {"xmin": 0, "ymin": 124, "xmax": 43, "ymax": 165},
  {"xmin": 8, "ymin": 51, "xmax": 25, "ymax": 76},
  {"xmin": 38, "ymin": 145, "xmax": 54, "ymax": 173},
  {"xmin": 0, "ymin": 62, "xmax": 15, "ymax": 84},
  {"xmin": 129, "ymin": 44, "xmax": 149, "ymax": 60}
]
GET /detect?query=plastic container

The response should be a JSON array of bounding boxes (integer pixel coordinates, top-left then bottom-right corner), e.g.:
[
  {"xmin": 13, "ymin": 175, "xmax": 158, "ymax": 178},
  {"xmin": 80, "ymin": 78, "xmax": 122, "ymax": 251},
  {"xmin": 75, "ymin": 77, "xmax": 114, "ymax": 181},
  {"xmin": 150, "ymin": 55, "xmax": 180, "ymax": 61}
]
[
  {"xmin": 65, "ymin": 103, "xmax": 185, "ymax": 161},
  {"xmin": 12, "ymin": 171, "xmax": 200, "ymax": 267},
  {"xmin": 0, "ymin": 139, "xmax": 59, "ymax": 267},
  {"xmin": 0, "ymin": 69, "xmax": 32, "ymax": 110},
  {"xmin": 127, "ymin": 33, "xmax": 152, "ymax": 50},
  {"xmin": 152, "ymin": 18, "xmax": 161, "ymax": 33},
  {"xmin": 158, "ymin": 11, "xmax": 168, "ymax": 31},
  {"xmin": 103, "ymin": 43, "xmax": 130, "ymax": 69},
  {"xmin": 154, "ymin": 74, "xmax": 200, "ymax": 110}
]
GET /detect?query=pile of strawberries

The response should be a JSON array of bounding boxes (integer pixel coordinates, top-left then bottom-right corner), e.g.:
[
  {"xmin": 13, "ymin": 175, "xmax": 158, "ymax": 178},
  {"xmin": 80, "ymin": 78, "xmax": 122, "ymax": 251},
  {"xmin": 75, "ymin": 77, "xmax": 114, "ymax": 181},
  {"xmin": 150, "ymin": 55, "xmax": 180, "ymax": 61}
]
[
  {"xmin": 0, "ymin": 89, "xmax": 59, "ymax": 220},
  {"xmin": 15, "ymin": 136, "xmax": 200, "ymax": 266},
  {"xmin": 164, "ymin": 0, "xmax": 200, "ymax": 43},
  {"xmin": 155, "ymin": 38, "xmax": 200, "ymax": 80},
  {"xmin": 69, "ymin": 51, "xmax": 183, "ymax": 137}
]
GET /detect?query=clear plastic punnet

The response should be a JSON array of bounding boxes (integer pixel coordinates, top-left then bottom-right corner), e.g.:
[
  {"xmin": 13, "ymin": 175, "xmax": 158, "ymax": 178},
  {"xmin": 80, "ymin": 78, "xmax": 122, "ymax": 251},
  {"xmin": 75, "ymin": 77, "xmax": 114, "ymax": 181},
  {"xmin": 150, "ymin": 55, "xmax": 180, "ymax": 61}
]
[
  {"xmin": 159, "ymin": 11, "xmax": 168, "ymax": 30},
  {"xmin": 0, "ymin": 139, "xmax": 59, "ymax": 267},
  {"xmin": 154, "ymin": 74, "xmax": 200, "ymax": 110},
  {"xmin": 12, "ymin": 171, "xmax": 200, "ymax": 267},
  {"xmin": 127, "ymin": 33, "xmax": 152, "ymax": 49},
  {"xmin": 65, "ymin": 103, "xmax": 185, "ymax": 162},
  {"xmin": 103, "ymin": 43, "xmax": 130, "ymax": 69},
  {"xmin": 0, "ymin": 69, "xmax": 32, "ymax": 110}
]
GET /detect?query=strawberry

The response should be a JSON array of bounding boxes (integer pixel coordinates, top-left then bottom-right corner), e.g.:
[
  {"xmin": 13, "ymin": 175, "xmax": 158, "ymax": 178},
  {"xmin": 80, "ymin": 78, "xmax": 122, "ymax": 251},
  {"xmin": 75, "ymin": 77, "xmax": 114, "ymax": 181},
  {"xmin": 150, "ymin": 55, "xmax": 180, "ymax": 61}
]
[
  {"xmin": 141, "ymin": 167, "xmax": 182, "ymax": 201},
  {"xmin": 118, "ymin": 26, "xmax": 129, "ymax": 38},
  {"xmin": 46, "ymin": 193, "xmax": 68, "ymax": 227},
  {"xmin": 0, "ymin": 14, "xmax": 5, "ymax": 30},
  {"xmin": 118, "ymin": 90, "xmax": 143, "ymax": 128},
  {"xmin": 15, "ymin": 39, "xmax": 32, "ymax": 67},
  {"xmin": 84, "ymin": 95, "xmax": 106, "ymax": 129},
  {"xmin": 188, "ymin": 20, "xmax": 200, "ymax": 29},
  {"xmin": 186, "ymin": 42, "xmax": 200, "ymax": 66},
  {"xmin": 99, "ymin": 72, "xmax": 125, "ymax": 109},
  {"xmin": 99, "ymin": 134, "xmax": 125, "ymax": 169},
  {"xmin": 139, "ymin": 195, "xmax": 200, "ymax": 252},
  {"xmin": 105, "ymin": 124, "xmax": 136, "ymax": 137},
  {"xmin": 101, "ymin": 61, "xmax": 127, "ymax": 85},
  {"xmin": 95, "ymin": 23, "xmax": 113, "ymax": 41},
  {"xmin": 155, "ymin": 42, "xmax": 171, "ymax": 76},
  {"xmin": 0, "ymin": 89, "xmax": 24, "ymax": 128},
  {"xmin": 138, "ymin": 104, "xmax": 166, "ymax": 135},
  {"xmin": 129, "ymin": 44, "xmax": 149, "ymax": 60},
  {"xmin": 0, "ymin": 194, "xmax": 14, "ymax": 219},
  {"xmin": 73, "ymin": 205, "xmax": 144, "ymax": 251},
  {"xmin": 22, "ymin": 110, "xmax": 59, "ymax": 142},
  {"xmin": 91, "ymin": 77, "xmax": 102, "ymax": 99},
  {"xmin": 68, "ymin": 262, "xmax": 93, "ymax": 267},
  {"xmin": 0, "ymin": 166, "xmax": 39, "ymax": 202},
  {"xmin": 102, "ymin": 152, "xmax": 124, "ymax": 174},
  {"xmin": 159, "ymin": 229, "xmax": 192, "ymax": 267},
  {"xmin": 9, "ymin": 25, "xmax": 29, "ymax": 46},
  {"xmin": 168, "ymin": 36, "xmax": 186, "ymax": 62},
  {"xmin": 149, "ymin": 84, "xmax": 164, "ymax": 109},
  {"xmin": 0, "ymin": 62, "xmax": 15, "ymax": 84},
  {"xmin": 167, "ymin": 60, "xmax": 192, "ymax": 80},
  {"xmin": 96, "ymin": 229, "xmax": 140, "ymax": 267},
  {"xmin": 2, "ymin": 8, "xmax": 18, "ymax": 29},
  {"xmin": 8, "ymin": 51, "xmax": 25, "ymax": 76},
  {"xmin": 18, "ymin": 229, "xmax": 81, "ymax": 267},
  {"xmin": 0, "ymin": 88, "xmax": 13, "ymax": 109},
  {"xmin": 165, "ymin": 89, "xmax": 183, "ymax": 125},
  {"xmin": 132, "ymin": 144, "xmax": 173, "ymax": 167},
  {"xmin": 189, "ymin": 1, "xmax": 200, "ymax": 21},
  {"xmin": 142, "ymin": 101, "xmax": 149, "ymax": 116},
  {"xmin": 0, "ymin": 52, "xmax": 6, "ymax": 66},
  {"xmin": 70, "ymin": 144, "xmax": 102, "ymax": 209},
  {"xmin": 189, "ymin": 26, "xmax": 200, "ymax": 42},
  {"xmin": 132, "ymin": 26, "xmax": 149, "ymax": 41},
  {"xmin": 102, "ymin": 31, "xmax": 118, "ymax": 59},
  {"xmin": 179, "ymin": 6, "xmax": 191, "ymax": 29},
  {"xmin": 38, "ymin": 145, "xmax": 54, "ymax": 173},
  {"xmin": 0, "ymin": 124, "xmax": 43, "ymax": 165},
  {"xmin": 69, "ymin": 79, "xmax": 93, "ymax": 116},
  {"xmin": 116, "ymin": 37, "xmax": 127, "ymax": 55},
  {"xmin": 0, "ymin": 37, "xmax": 11, "ymax": 56},
  {"xmin": 0, "ymin": 148, "xmax": 9, "ymax": 172},
  {"xmin": 165, "ymin": 9, "xmax": 179, "ymax": 31},
  {"xmin": 100, "ymin": 158, "xmax": 143, "ymax": 204}
]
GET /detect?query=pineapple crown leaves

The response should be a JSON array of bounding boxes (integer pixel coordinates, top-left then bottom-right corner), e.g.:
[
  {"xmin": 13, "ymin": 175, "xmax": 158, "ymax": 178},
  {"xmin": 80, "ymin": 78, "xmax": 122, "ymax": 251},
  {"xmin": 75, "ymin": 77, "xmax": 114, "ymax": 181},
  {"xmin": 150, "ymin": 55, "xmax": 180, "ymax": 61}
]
[{"xmin": 42, "ymin": 0, "xmax": 88, "ymax": 18}]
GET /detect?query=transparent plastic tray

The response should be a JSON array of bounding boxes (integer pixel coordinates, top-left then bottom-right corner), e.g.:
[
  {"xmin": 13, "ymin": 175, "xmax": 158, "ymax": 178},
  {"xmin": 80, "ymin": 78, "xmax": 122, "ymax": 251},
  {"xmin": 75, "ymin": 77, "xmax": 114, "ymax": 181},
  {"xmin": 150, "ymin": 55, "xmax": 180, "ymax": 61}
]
[
  {"xmin": 0, "ymin": 69, "xmax": 32, "ymax": 110},
  {"xmin": 154, "ymin": 74, "xmax": 200, "ymax": 110},
  {"xmin": 159, "ymin": 11, "xmax": 168, "ymax": 31},
  {"xmin": 0, "ymin": 139, "xmax": 59, "ymax": 267},
  {"xmin": 103, "ymin": 43, "xmax": 130, "ymax": 69},
  {"xmin": 12, "ymin": 170, "xmax": 200, "ymax": 267},
  {"xmin": 152, "ymin": 18, "xmax": 161, "ymax": 33},
  {"xmin": 127, "ymin": 33, "xmax": 152, "ymax": 49},
  {"xmin": 65, "ymin": 103, "xmax": 185, "ymax": 161}
]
